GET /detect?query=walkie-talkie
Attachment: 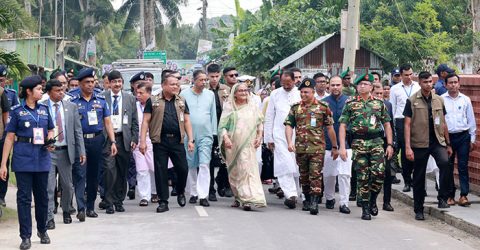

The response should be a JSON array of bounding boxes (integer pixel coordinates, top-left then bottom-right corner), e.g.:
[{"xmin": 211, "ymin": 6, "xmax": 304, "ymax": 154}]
[{"xmin": 43, "ymin": 131, "xmax": 64, "ymax": 149}]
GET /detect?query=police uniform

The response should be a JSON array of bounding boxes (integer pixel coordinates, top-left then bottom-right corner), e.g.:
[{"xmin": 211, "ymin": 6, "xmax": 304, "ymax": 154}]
[
  {"xmin": 284, "ymin": 78, "xmax": 334, "ymax": 215},
  {"xmin": 5, "ymin": 75, "xmax": 54, "ymax": 246},
  {"xmin": 339, "ymin": 73, "xmax": 391, "ymax": 220},
  {"xmin": 0, "ymin": 65, "xmax": 13, "ymax": 206},
  {"xmin": 70, "ymin": 68, "xmax": 111, "ymax": 218}
]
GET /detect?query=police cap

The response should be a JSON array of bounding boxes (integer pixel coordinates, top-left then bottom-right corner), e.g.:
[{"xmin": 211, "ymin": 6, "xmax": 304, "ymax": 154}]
[
  {"xmin": 391, "ymin": 68, "xmax": 400, "ymax": 76},
  {"xmin": 298, "ymin": 78, "xmax": 316, "ymax": 90},
  {"xmin": 20, "ymin": 75, "xmax": 43, "ymax": 89},
  {"xmin": 0, "ymin": 65, "xmax": 7, "ymax": 77},
  {"xmin": 76, "ymin": 68, "xmax": 96, "ymax": 82},
  {"xmin": 130, "ymin": 71, "xmax": 145, "ymax": 83}
]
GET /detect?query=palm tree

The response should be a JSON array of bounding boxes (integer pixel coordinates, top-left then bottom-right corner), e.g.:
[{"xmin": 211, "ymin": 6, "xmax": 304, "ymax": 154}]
[{"xmin": 117, "ymin": 0, "xmax": 187, "ymax": 51}]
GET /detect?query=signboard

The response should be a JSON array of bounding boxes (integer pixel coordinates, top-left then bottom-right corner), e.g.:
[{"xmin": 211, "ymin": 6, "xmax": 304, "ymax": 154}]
[{"xmin": 143, "ymin": 51, "xmax": 167, "ymax": 64}]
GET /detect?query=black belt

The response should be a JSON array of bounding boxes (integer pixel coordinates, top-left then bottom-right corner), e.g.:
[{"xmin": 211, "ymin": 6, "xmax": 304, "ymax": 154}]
[
  {"xmin": 450, "ymin": 130, "xmax": 469, "ymax": 135},
  {"xmin": 352, "ymin": 132, "xmax": 384, "ymax": 140},
  {"xmin": 16, "ymin": 136, "xmax": 34, "ymax": 143},
  {"xmin": 83, "ymin": 131, "xmax": 102, "ymax": 139},
  {"xmin": 114, "ymin": 132, "xmax": 123, "ymax": 137},
  {"xmin": 55, "ymin": 145, "xmax": 68, "ymax": 150}
]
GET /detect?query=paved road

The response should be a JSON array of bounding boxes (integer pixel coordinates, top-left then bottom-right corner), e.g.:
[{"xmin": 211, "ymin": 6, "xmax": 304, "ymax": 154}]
[{"xmin": 1, "ymin": 186, "xmax": 479, "ymax": 250}]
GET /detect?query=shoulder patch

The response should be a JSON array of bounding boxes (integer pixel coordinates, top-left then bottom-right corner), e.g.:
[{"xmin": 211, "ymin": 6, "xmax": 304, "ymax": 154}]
[
  {"xmin": 345, "ymin": 96, "xmax": 356, "ymax": 103},
  {"xmin": 95, "ymin": 94, "xmax": 105, "ymax": 99},
  {"xmin": 38, "ymin": 102, "xmax": 48, "ymax": 107},
  {"xmin": 11, "ymin": 104, "xmax": 21, "ymax": 110}
]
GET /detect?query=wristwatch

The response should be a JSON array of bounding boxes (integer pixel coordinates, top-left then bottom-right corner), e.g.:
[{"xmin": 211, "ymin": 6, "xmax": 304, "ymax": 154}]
[
  {"xmin": 189, "ymin": 140, "xmax": 195, "ymax": 144},
  {"xmin": 332, "ymin": 146, "xmax": 338, "ymax": 150},
  {"xmin": 111, "ymin": 140, "xmax": 116, "ymax": 144}
]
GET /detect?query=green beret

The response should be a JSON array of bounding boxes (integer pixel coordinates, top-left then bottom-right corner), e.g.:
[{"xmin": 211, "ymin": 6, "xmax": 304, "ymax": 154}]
[
  {"xmin": 340, "ymin": 67, "xmax": 350, "ymax": 78},
  {"xmin": 353, "ymin": 73, "xmax": 374, "ymax": 85},
  {"xmin": 298, "ymin": 78, "xmax": 316, "ymax": 90}
]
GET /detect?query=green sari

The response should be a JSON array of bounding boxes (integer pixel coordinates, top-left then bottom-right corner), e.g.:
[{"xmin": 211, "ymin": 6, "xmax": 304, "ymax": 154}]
[{"xmin": 218, "ymin": 84, "xmax": 266, "ymax": 207}]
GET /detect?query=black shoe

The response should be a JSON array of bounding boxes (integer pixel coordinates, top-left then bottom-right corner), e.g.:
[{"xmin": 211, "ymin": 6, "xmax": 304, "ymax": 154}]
[
  {"xmin": 170, "ymin": 187, "xmax": 178, "ymax": 196},
  {"xmin": 208, "ymin": 192, "xmax": 218, "ymax": 202},
  {"xmin": 361, "ymin": 202, "xmax": 371, "ymax": 220},
  {"xmin": 383, "ymin": 203, "xmax": 394, "ymax": 212},
  {"xmin": 0, "ymin": 197, "xmax": 6, "ymax": 207},
  {"xmin": 106, "ymin": 206, "xmax": 115, "ymax": 214},
  {"xmin": 302, "ymin": 194, "xmax": 311, "ymax": 211},
  {"xmin": 19, "ymin": 238, "xmax": 31, "ymax": 250},
  {"xmin": 63, "ymin": 212, "xmax": 72, "ymax": 224},
  {"xmin": 370, "ymin": 192, "xmax": 379, "ymax": 216},
  {"xmin": 177, "ymin": 194, "xmax": 186, "ymax": 207},
  {"xmin": 189, "ymin": 196, "xmax": 198, "ymax": 204},
  {"xmin": 276, "ymin": 189, "xmax": 285, "ymax": 199},
  {"xmin": 415, "ymin": 211, "xmax": 425, "ymax": 220},
  {"xmin": 76, "ymin": 210, "xmax": 85, "ymax": 222},
  {"xmin": 310, "ymin": 195, "xmax": 320, "ymax": 215},
  {"xmin": 127, "ymin": 188, "xmax": 135, "ymax": 200},
  {"xmin": 98, "ymin": 200, "xmax": 107, "ymax": 210},
  {"xmin": 225, "ymin": 187, "xmax": 233, "ymax": 197},
  {"xmin": 339, "ymin": 204, "xmax": 351, "ymax": 214},
  {"xmin": 349, "ymin": 194, "xmax": 356, "ymax": 201},
  {"xmin": 326, "ymin": 199, "xmax": 335, "ymax": 209},
  {"xmin": 115, "ymin": 204, "xmax": 125, "ymax": 212},
  {"xmin": 199, "ymin": 198, "xmax": 210, "ymax": 207},
  {"xmin": 218, "ymin": 188, "xmax": 226, "ymax": 197},
  {"xmin": 392, "ymin": 176, "xmax": 401, "ymax": 184},
  {"xmin": 268, "ymin": 185, "xmax": 280, "ymax": 194},
  {"xmin": 438, "ymin": 199, "xmax": 450, "ymax": 209},
  {"xmin": 86, "ymin": 210, "xmax": 98, "ymax": 218},
  {"xmin": 284, "ymin": 197, "xmax": 296, "ymax": 209},
  {"xmin": 69, "ymin": 207, "xmax": 76, "ymax": 215},
  {"xmin": 356, "ymin": 200, "xmax": 362, "ymax": 207},
  {"xmin": 156, "ymin": 202, "xmax": 169, "ymax": 213},
  {"xmin": 402, "ymin": 184, "xmax": 411, "ymax": 192},
  {"xmin": 37, "ymin": 231, "xmax": 51, "ymax": 244},
  {"xmin": 46, "ymin": 219, "xmax": 55, "ymax": 230}
]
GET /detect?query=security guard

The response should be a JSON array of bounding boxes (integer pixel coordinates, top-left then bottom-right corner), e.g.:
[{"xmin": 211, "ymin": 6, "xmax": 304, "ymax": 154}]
[
  {"xmin": 285, "ymin": 78, "xmax": 338, "ymax": 215},
  {"xmin": 0, "ymin": 65, "xmax": 20, "ymax": 106},
  {"xmin": 0, "ymin": 65, "xmax": 13, "ymax": 208},
  {"xmin": 130, "ymin": 71, "xmax": 145, "ymax": 94},
  {"xmin": 70, "ymin": 68, "xmax": 117, "ymax": 220},
  {"xmin": 338, "ymin": 73, "xmax": 394, "ymax": 220},
  {"xmin": 340, "ymin": 67, "xmax": 355, "ymax": 96},
  {"xmin": 0, "ymin": 75, "xmax": 55, "ymax": 249}
]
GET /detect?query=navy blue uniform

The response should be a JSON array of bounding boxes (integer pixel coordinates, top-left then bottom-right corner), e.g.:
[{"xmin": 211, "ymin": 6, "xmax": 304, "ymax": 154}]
[
  {"xmin": 5, "ymin": 88, "xmax": 19, "ymax": 107},
  {"xmin": 69, "ymin": 87, "xmax": 102, "ymax": 99},
  {"xmin": 6, "ymin": 102, "xmax": 54, "ymax": 240},
  {"xmin": 70, "ymin": 93, "xmax": 110, "ymax": 212}
]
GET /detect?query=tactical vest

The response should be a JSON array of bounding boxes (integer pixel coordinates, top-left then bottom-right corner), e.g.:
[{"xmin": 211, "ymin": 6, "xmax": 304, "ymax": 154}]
[
  {"xmin": 149, "ymin": 92, "xmax": 186, "ymax": 144},
  {"xmin": 408, "ymin": 90, "xmax": 446, "ymax": 148}
]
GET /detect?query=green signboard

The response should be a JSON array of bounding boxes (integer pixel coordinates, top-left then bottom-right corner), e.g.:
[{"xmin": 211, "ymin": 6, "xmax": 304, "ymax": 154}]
[{"xmin": 143, "ymin": 51, "xmax": 167, "ymax": 64}]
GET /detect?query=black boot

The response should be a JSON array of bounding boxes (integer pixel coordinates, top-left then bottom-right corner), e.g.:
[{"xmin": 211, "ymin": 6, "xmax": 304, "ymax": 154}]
[
  {"xmin": 369, "ymin": 192, "xmax": 379, "ymax": 216},
  {"xmin": 361, "ymin": 201, "xmax": 371, "ymax": 220},
  {"xmin": 302, "ymin": 193, "xmax": 311, "ymax": 211},
  {"xmin": 310, "ymin": 195, "xmax": 320, "ymax": 215}
]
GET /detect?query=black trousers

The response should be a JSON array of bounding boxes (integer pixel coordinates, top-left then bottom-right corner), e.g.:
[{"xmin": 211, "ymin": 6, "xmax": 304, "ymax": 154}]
[
  {"xmin": 152, "ymin": 136, "xmax": 188, "ymax": 203},
  {"xmin": 383, "ymin": 157, "xmax": 394, "ymax": 204},
  {"xmin": 412, "ymin": 142, "xmax": 451, "ymax": 212},
  {"xmin": 395, "ymin": 119, "xmax": 414, "ymax": 185},
  {"xmin": 209, "ymin": 136, "xmax": 229, "ymax": 193},
  {"xmin": 103, "ymin": 134, "xmax": 130, "ymax": 206},
  {"xmin": 0, "ymin": 139, "xmax": 9, "ymax": 201}
]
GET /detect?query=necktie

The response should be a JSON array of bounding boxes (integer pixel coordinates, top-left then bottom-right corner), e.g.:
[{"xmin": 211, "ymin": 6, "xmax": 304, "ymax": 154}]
[
  {"xmin": 113, "ymin": 95, "xmax": 119, "ymax": 115},
  {"xmin": 54, "ymin": 103, "xmax": 64, "ymax": 143}
]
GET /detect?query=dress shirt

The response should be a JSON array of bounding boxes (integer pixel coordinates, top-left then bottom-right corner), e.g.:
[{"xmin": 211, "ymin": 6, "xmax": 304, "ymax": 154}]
[
  {"xmin": 441, "ymin": 92, "xmax": 476, "ymax": 143},
  {"xmin": 111, "ymin": 91, "xmax": 123, "ymax": 133},
  {"xmin": 389, "ymin": 81, "xmax": 420, "ymax": 119},
  {"xmin": 49, "ymin": 99, "xmax": 67, "ymax": 147}
]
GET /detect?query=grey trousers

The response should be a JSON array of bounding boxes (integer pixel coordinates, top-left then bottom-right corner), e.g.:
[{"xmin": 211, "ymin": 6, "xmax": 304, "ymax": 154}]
[
  {"xmin": 103, "ymin": 134, "xmax": 131, "ymax": 206},
  {"xmin": 47, "ymin": 148, "xmax": 73, "ymax": 221}
]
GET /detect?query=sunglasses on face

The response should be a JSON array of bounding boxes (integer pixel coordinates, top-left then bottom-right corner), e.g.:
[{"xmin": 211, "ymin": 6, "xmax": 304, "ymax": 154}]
[{"xmin": 228, "ymin": 73, "xmax": 239, "ymax": 77}]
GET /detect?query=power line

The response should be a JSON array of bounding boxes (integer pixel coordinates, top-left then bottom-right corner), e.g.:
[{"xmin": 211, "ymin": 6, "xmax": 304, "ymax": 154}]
[{"xmin": 393, "ymin": 0, "xmax": 424, "ymax": 60}]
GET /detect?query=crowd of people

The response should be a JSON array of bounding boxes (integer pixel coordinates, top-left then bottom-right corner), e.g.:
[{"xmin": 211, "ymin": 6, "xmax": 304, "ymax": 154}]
[{"xmin": 0, "ymin": 62, "xmax": 476, "ymax": 249}]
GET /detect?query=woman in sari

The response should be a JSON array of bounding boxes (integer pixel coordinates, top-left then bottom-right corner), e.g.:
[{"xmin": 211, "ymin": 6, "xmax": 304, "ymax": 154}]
[{"xmin": 219, "ymin": 83, "xmax": 266, "ymax": 211}]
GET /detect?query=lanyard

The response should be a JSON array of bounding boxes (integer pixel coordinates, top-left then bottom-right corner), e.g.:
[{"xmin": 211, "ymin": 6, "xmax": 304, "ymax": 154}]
[
  {"xmin": 402, "ymin": 84, "xmax": 413, "ymax": 97},
  {"xmin": 22, "ymin": 102, "xmax": 40, "ymax": 127}
]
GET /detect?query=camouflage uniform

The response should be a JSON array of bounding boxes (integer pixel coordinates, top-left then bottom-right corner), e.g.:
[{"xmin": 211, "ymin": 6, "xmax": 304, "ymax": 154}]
[
  {"xmin": 342, "ymin": 86, "xmax": 356, "ymax": 96},
  {"xmin": 284, "ymin": 99, "xmax": 334, "ymax": 196},
  {"xmin": 339, "ymin": 95, "xmax": 391, "ymax": 202}
]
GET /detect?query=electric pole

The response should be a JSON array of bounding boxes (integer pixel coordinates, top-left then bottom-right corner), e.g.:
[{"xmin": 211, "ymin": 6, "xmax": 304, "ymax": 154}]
[
  {"xmin": 342, "ymin": 0, "xmax": 360, "ymax": 72},
  {"xmin": 201, "ymin": 0, "xmax": 208, "ymax": 39}
]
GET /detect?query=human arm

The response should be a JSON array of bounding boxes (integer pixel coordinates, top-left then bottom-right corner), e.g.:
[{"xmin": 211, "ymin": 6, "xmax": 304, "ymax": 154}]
[
  {"xmin": 104, "ymin": 117, "xmax": 118, "ymax": 156},
  {"xmin": 339, "ymin": 123, "xmax": 348, "ymax": 161},
  {"xmin": 285, "ymin": 125, "xmax": 295, "ymax": 152},
  {"xmin": 326, "ymin": 125, "xmax": 338, "ymax": 160},
  {"xmin": 184, "ymin": 113, "xmax": 194, "ymax": 152},
  {"xmin": 0, "ymin": 133, "xmax": 14, "ymax": 181},
  {"xmin": 466, "ymin": 98, "xmax": 476, "ymax": 151},
  {"xmin": 130, "ymin": 97, "xmax": 139, "ymax": 150},
  {"xmin": 72, "ymin": 105, "xmax": 86, "ymax": 164},
  {"xmin": 139, "ymin": 113, "xmax": 151, "ymax": 155}
]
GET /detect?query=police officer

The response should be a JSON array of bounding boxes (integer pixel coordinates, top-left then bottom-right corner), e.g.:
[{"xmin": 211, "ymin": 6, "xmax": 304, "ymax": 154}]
[
  {"xmin": 285, "ymin": 78, "xmax": 338, "ymax": 215},
  {"xmin": 0, "ymin": 75, "xmax": 55, "ymax": 249},
  {"xmin": 0, "ymin": 65, "xmax": 13, "ymax": 208},
  {"xmin": 0, "ymin": 65, "xmax": 20, "ymax": 107},
  {"xmin": 70, "ymin": 68, "xmax": 118, "ymax": 221},
  {"xmin": 339, "ymin": 73, "xmax": 393, "ymax": 220},
  {"xmin": 139, "ymin": 74, "xmax": 194, "ymax": 213}
]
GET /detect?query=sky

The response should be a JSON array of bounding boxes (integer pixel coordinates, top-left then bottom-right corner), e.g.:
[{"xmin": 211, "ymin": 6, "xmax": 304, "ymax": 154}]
[{"xmin": 112, "ymin": 0, "xmax": 264, "ymax": 25}]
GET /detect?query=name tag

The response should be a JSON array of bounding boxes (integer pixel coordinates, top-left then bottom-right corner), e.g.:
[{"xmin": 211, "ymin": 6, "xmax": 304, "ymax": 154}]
[
  {"xmin": 180, "ymin": 112, "xmax": 184, "ymax": 122},
  {"xmin": 88, "ymin": 111, "xmax": 98, "ymax": 125},
  {"xmin": 434, "ymin": 116, "xmax": 440, "ymax": 125},
  {"xmin": 33, "ymin": 127, "xmax": 44, "ymax": 145},
  {"xmin": 310, "ymin": 117, "xmax": 316, "ymax": 127},
  {"xmin": 123, "ymin": 114, "xmax": 128, "ymax": 125},
  {"xmin": 112, "ymin": 115, "xmax": 121, "ymax": 130},
  {"xmin": 370, "ymin": 115, "xmax": 376, "ymax": 126}
]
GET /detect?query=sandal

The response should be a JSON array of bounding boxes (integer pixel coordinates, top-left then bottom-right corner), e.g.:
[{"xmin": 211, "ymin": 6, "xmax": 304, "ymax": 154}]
[
  {"xmin": 243, "ymin": 204, "xmax": 252, "ymax": 211},
  {"xmin": 139, "ymin": 199, "xmax": 148, "ymax": 206},
  {"xmin": 231, "ymin": 200, "xmax": 240, "ymax": 208}
]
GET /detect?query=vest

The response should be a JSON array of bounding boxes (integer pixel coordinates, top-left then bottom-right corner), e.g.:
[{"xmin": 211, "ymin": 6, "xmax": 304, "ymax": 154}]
[
  {"xmin": 148, "ymin": 91, "xmax": 186, "ymax": 144},
  {"xmin": 408, "ymin": 90, "xmax": 446, "ymax": 148}
]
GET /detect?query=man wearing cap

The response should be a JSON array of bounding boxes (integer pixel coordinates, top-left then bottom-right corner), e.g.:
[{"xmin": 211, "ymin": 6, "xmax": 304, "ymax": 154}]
[
  {"xmin": 339, "ymin": 73, "xmax": 393, "ymax": 220},
  {"xmin": 0, "ymin": 65, "xmax": 19, "ymax": 107},
  {"xmin": 390, "ymin": 68, "xmax": 402, "ymax": 86},
  {"xmin": 130, "ymin": 71, "xmax": 146, "ymax": 95},
  {"xmin": 70, "ymin": 68, "xmax": 118, "ymax": 220},
  {"xmin": 102, "ymin": 70, "xmax": 138, "ymax": 214},
  {"xmin": 0, "ymin": 65, "xmax": 11, "ymax": 208},
  {"xmin": 340, "ymin": 68, "xmax": 355, "ymax": 96},
  {"xmin": 389, "ymin": 63, "xmax": 420, "ymax": 192},
  {"xmin": 434, "ymin": 64, "xmax": 454, "ymax": 96},
  {"xmin": 285, "ymin": 78, "xmax": 337, "ymax": 215}
]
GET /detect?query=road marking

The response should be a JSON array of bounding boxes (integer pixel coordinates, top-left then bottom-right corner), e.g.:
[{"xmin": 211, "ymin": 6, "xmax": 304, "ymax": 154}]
[{"xmin": 195, "ymin": 206, "xmax": 209, "ymax": 217}]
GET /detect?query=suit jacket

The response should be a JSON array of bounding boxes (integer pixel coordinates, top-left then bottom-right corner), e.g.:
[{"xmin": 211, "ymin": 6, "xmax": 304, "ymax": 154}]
[
  {"xmin": 41, "ymin": 99, "xmax": 86, "ymax": 165},
  {"xmin": 103, "ymin": 90, "xmax": 139, "ymax": 151}
]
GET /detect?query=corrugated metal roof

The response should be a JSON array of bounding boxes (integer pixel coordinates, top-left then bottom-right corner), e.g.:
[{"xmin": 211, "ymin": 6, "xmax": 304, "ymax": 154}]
[{"xmin": 270, "ymin": 33, "xmax": 336, "ymax": 71}]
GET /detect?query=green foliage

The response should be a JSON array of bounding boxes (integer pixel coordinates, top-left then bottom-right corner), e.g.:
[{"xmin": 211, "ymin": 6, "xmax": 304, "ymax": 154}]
[
  {"xmin": 0, "ymin": 50, "xmax": 30, "ymax": 80},
  {"xmin": 0, "ymin": 0, "xmax": 34, "ymax": 32},
  {"xmin": 96, "ymin": 20, "xmax": 140, "ymax": 65},
  {"xmin": 160, "ymin": 25, "xmax": 200, "ymax": 59}
]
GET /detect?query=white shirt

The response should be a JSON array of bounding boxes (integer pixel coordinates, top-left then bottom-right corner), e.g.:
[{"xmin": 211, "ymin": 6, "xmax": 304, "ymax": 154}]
[
  {"xmin": 111, "ymin": 91, "xmax": 123, "ymax": 133},
  {"xmin": 49, "ymin": 99, "xmax": 67, "ymax": 147},
  {"xmin": 441, "ymin": 92, "xmax": 476, "ymax": 143},
  {"xmin": 41, "ymin": 92, "xmax": 71, "ymax": 102},
  {"xmin": 315, "ymin": 91, "xmax": 330, "ymax": 100},
  {"xmin": 389, "ymin": 81, "xmax": 420, "ymax": 119}
]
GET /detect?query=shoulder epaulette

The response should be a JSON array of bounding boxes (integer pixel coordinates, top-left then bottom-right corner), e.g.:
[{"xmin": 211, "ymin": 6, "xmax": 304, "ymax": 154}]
[
  {"xmin": 291, "ymin": 101, "xmax": 301, "ymax": 107},
  {"xmin": 95, "ymin": 93, "xmax": 105, "ymax": 99},
  {"xmin": 5, "ymin": 88, "xmax": 17, "ymax": 93},
  {"xmin": 11, "ymin": 104, "xmax": 21, "ymax": 110},
  {"xmin": 345, "ymin": 96, "xmax": 356, "ymax": 103}
]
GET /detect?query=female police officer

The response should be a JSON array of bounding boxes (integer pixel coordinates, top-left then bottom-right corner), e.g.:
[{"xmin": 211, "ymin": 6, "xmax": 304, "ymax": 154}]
[{"xmin": 0, "ymin": 75, "xmax": 55, "ymax": 250}]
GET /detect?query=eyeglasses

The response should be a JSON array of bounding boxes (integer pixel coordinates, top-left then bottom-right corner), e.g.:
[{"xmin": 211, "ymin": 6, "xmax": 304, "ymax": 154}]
[
  {"xmin": 236, "ymin": 89, "xmax": 249, "ymax": 93},
  {"xmin": 228, "ymin": 73, "xmax": 239, "ymax": 77},
  {"xmin": 110, "ymin": 79, "xmax": 123, "ymax": 84}
]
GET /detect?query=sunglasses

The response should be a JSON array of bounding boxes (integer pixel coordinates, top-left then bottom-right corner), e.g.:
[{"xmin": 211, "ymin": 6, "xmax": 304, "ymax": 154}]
[{"xmin": 228, "ymin": 73, "xmax": 239, "ymax": 77}]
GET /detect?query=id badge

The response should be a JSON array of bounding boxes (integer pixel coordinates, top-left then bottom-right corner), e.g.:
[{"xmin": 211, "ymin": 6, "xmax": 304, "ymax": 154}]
[
  {"xmin": 123, "ymin": 114, "xmax": 128, "ymax": 125},
  {"xmin": 111, "ymin": 115, "xmax": 121, "ymax": 130},
  {"xmin": 88, "ymin": 111, "xmax": 98, "ymax": 126},
  {"xmin": 33, "ymin": 127, "xmax": 44, "ymax": 145},
  {"xmin": 434, "ymin": 116, "xmax": 440, "ymax": 125},
  {"xmin": 370, "ymin": 115, "xmax": 376, "ymax": 126},
  {"xmin": 310, "ymin": 117, "xmax": 316, "ymax": 127},
  {"xmin": 180, "ymin": 112, "xmax": 184, "ymax": 122}
]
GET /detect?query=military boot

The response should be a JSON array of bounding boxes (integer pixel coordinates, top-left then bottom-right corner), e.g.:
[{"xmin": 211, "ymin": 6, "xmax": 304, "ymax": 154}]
[
  {"xmin": 369, "ymin": 192, "xmax": 379, "ymax": 216},
  {"xmin": 310, "ymin": 195, "xmax": 320, "ymax": 215},
  {"xmin": 302, "ymin": 194, "xmax": 311, "ymax": 211},
  {"xmin": 361, "ymin": 201, "xmax": 371, "ymax": 220}
]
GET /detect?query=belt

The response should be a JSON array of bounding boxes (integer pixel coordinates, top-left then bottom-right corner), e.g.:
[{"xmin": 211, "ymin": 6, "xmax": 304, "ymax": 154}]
[
  {"xmin": 83, "ymin": 131, "xmax": 102, "ymax": 139},
  {"xmin": 16, "ymin": 136, "xmax": 34, "ymax": 143},
  {"xmin": 163, "ymin": 133, "xmax": 178, "ymax": 138},
  {"xmin": 114, "ymin": 132, "xmax": 123, "ymax": 137},
  {"xmin": 450, "ymin": 130, "xmax": 469, "ymax": 135},
  {"xmin": 55, "ymin": 145, "xmax": 68, "ymax": 150},
  {"xmin": 352, "ymin": 132, "xmax": 384, "ymax": 140}
]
